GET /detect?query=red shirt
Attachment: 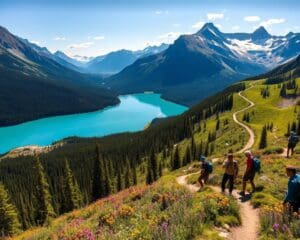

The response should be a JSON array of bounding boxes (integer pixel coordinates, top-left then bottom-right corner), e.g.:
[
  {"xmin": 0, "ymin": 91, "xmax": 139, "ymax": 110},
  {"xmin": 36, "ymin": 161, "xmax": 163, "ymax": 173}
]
[{"xmin": 246, "ymin": 156, "xmax": 254, "ymax": 170}]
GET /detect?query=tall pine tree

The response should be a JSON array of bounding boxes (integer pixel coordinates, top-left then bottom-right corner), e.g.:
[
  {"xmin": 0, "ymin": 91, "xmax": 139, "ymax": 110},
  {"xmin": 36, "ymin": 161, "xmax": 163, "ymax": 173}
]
[
  {"xmin": 34, "ymin": 158, "xmax": 55, "ymax": 225},
  {"xmin": 0, "ymin": 183, "xmax": 21, "ymax": 237},
  {"xmin": 92, "ymin": 146, "xmax": 105, "ymax": 200},
  {"xmin": 172, "ymin": 146, "xmax": 181, "ymax": 170},
  {"xmin": 62, "ymin": 159, "xmax": 83, "ymax": 212},
  {"xmin": 259, "ymin": 125, "xmax": 268, "ymax": 149}
]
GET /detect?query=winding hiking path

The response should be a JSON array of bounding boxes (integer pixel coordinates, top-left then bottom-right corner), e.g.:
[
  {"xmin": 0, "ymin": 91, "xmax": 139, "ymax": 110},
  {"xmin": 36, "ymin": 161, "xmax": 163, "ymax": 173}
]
[
  {"xmin": 234, "ymin": 85, "xmax": 255, "ymax": 153},
  {"xmin": 176, "ymin": 85, "xmax": 259, "ymax": 240}
]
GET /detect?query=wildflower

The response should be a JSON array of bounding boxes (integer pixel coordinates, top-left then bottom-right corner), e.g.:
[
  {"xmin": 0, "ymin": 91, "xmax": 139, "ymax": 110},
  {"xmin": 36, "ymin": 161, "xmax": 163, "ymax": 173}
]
[
  {"xmin": 273, "ymin": 223, "xmax": 280, "ymax": 232},
  {"xmin": 161, "ymin": 222, "xmax": 168, "ymax": 232}
]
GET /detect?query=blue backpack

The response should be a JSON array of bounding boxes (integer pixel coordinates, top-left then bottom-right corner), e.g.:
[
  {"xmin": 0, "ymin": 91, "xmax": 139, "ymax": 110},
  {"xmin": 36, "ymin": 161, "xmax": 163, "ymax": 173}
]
[
  {"xmin": 253, "ymin": 157, "xmax": 261, "ymax": 173},
  {"xmin": 206, "ymin": 161, "xmax": 213, "ymax": 174}
]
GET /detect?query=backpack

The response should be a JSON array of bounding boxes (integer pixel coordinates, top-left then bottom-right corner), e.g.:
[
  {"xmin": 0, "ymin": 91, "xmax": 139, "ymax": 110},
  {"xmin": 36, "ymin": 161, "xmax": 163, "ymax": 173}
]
[
  {"xmin": 290, "ymin": 135, "xmax": 300, "ymax": 144},
  {"xmin": 253, "ymin": 157, "xmax": 261, "ymax": 173},
  {"xmin": 206, "ymin": 161, "xmax": 213, "ymax": 174}
]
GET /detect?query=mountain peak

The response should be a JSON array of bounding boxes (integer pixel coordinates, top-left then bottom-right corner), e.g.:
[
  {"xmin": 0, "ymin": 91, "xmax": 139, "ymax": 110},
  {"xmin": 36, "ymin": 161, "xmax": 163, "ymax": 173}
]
[
  {"xmin": 199, "ymin": 22, "xmax": 219, "ymax": 33},
  {"xmin": 251, "ymin": 26, "xmax": 271, "ymax": 40}
]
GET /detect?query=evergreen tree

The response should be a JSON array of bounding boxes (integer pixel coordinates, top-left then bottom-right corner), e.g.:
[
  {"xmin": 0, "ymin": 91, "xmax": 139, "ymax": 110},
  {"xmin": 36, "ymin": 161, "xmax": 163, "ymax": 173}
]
[
  {"xmin": 92, "ymin": 146, "xmax": 105, "ymax": 200},
  {"xmin": 183, "ymin": 145, "xmax": 191, "ymax": 166},
  {"xmin": 259, "ymin": 125, "xmax": 268, "ymax": 149},
  {"xmin": 172, "ymin": 146, "xmax": 181, "ymax": 170},
  {"xmin": 149, "ymin": 149, "xmax": 158, "ymax": 181},
  {"xmin": 62, "ymin": 159, "xmax": 82, "ymax": 212},
  {"xmin": 280, "ymin": 84, "xmax": 287, "ymax": 97},
  {"xmin": 0, "ymin": 183, "xmax": 21, "ymax": 237},
  {"xmin": 191, "ymin": 135, "xmax": 196, "ymax": 160},
  {"xmin": 216, "ymin": 119, "xmax": 220, "ymax": 131},
  {"xmin": 132, "ymin": 164, "xmax": 138, "ymax": 185},
  {"xmin": 104, "ymin": 157, "xmax": 112, "ymax": 195},
  {"xmin": 117, "ymin": 168, "xmax": 124, "ymax": 191},
  {"xmin": 158, "ymin": 161, "xmax": 163, "ymax": 177},
  {"xmin": 146, "ymin": 156, "xmax": 154, "ymax": 185},
  {"xmin": 34, "ymin": 158, "xmax": 55, "ymax": 225}
]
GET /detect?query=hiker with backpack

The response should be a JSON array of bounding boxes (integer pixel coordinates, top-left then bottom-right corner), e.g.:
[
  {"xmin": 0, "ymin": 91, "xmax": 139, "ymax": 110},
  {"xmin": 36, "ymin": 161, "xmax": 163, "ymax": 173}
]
[
  {"xmin": 221, "ymin": 152, "xmax": 239, "ymax": 195},
  {"xmin": 283, "ymin": 165, "xmax": 300, "ymax": 213},
  {"xmin": 240, "ymin": 150, "xmax": 260, "ymax": 196},
  {"xmin": 287, "ymin": 131, "xmax": 299, "ymax": 158},
  {"xmin": 198, "ymin": 156, "xmax": 213, "ymax": 188}
]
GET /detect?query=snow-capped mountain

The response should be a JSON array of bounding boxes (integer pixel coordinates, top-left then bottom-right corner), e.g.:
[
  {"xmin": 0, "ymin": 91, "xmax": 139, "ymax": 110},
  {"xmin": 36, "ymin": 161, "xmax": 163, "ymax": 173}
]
[
  {"xmin": 224, "ymin": 26, "xmax": 300, "ymax": 68},
  {"xmin": 108, "ymin": 23, "xmax": 300, "ymax": 106}
]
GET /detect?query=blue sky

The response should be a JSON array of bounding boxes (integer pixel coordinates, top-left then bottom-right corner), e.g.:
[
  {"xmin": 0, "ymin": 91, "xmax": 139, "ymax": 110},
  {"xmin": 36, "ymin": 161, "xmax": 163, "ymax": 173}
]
[{"xmin": 0, "ymin": 0, "xmax": 299, "ymax": 57}]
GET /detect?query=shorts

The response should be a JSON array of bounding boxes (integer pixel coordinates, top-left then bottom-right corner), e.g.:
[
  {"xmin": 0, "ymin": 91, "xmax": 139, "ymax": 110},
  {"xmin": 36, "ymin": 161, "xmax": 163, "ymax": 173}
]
[
  {"xmin": 243, "ymin": 170, "xmax": 256, "ymax": 181},
  {"xmin": 289, "ymin": 202, "xmax": 300, "ymax": 213},
  {"xmin": 198, "ymin": 172, "xmax": 209, "ymax": 183},
  {"xmin": 288, "ymin": 142, "xmax": 296, "ymax": 149}
]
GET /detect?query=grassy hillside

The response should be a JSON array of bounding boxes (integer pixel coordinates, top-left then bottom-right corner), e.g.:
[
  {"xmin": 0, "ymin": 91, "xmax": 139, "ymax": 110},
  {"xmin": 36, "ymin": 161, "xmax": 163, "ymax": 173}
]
[{"xmin": 1, "ymin": 57, "xmax": 300, "ymax": 239}]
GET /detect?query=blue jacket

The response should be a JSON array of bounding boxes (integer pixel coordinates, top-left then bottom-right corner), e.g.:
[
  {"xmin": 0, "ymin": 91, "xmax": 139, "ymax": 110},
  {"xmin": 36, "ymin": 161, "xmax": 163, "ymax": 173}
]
[{"xmin": 284, "ymin": 174, "xmax": 300, "ymax": 203}]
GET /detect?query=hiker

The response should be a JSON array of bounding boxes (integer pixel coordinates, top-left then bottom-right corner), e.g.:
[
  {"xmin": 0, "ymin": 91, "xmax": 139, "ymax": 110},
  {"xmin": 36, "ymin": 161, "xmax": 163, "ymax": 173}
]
[
  {"xmin": 241, "ymin": 150, "xmax": 256, "ymax": 196},
  {"xmin": 283, "ymin": 166, "xmax": 300, "ymax": 214},
  {"xmin": 221, "ymin": 152, "xmax": 239, "ymax": 195},
  {"xmin": 198, "ymin": 156, "xmax": 213, "ymax": 188},
  {"xmin": 287, "ymin": 131, "xmax": 299, "ymax": 158}
]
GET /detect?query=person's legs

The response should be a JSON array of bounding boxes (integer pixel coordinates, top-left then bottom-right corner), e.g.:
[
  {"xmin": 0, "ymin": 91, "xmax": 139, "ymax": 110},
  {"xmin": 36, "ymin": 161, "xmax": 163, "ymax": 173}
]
[
  {"xmin": 250, "ymin": 180, "xmax": 256, "ymax": 192},
  {"xmin": 291, "ymin": 146, "xmax": 295, "ymax": 156},
  {"xmin": 204, "ymin": 174, "xmax": 209, "ymax": 184},
  {"xmin": 221, "ymin": 174, "xmax": 228, "ymax": 192},
  {"xmin": 287, "ymin": 146, "xmax": 290, "ymax": 158},
  {"xmin": 198, "ymin": 176, "xmax": 204, "ymax": 188},
  {"xmin": 228, "ymin": 175, "xmax": 234, "ymax": 194}
]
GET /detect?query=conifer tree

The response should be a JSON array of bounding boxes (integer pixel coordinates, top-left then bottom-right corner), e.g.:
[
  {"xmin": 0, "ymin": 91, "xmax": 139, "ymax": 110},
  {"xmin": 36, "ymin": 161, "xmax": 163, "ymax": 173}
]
[
  {"xmin": 0, "ymin": 183, "xmax": 21, "ymax": 237},
  {"xmin": 92, "ymin": 146, "xmax": 105, "ymax": 200},
  {"xmin": 104, "ymin": 157, "xmax": 112, "ymax": 195},
  {"xmin": 149, "ymin": 149, "xmax": 158, "ymax": 181},
  {"xmin": 158, "ymin": 161, "xmax": 163, "ymax": 177},
  {"xmin": 172, "ymin": 146, "xmax": 181, "ymax": 170},
  {"xmin": 117, "ymin": 168, "xmax": 124, "ymax": 191},
  {"xmin": 183, "ymin": 145, "xmax": 191, "ymax": 166},
  {"xmin": 132, "ymin": 164, "xmax": 138, "ymax": 185},
  {"xmin": 259, "ymin": 125, "xmax": 268, "ymax": 149},
  {"xmin": 62, "ymin": 159, "xmax": 82, "ymax": 212},
  {"xmin": 191, "ymin": 135, "xmax": 196, "ymax": 160},
  {"xmin": 34, "ymin": 158, "xmax": 55, "ymax": 225},
  {"xmin": 146, "ymin": 157, "xmax": 154, "ymax": 185}
]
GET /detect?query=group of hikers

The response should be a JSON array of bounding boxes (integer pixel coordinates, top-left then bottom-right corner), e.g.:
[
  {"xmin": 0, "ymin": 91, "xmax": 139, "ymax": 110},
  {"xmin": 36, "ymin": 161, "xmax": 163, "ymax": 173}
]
[{"xmin": 198, "ymin": 149, "xmax": 300, "ymax": 214}]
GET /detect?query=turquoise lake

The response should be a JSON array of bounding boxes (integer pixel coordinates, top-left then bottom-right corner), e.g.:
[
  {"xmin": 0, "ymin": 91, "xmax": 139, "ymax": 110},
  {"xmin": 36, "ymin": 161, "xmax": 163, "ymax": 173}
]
[{"xmin": 0, "ymin": 93, "xmax": 187, "ymax": 154}]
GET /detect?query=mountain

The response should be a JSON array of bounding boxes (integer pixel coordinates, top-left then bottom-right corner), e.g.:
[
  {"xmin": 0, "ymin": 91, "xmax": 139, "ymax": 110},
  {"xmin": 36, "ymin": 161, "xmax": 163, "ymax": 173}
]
[
  {"xmin": 0, "ymin": 25, "xmax": 119, "ymax": 126},
  {"xmin": 53, "ymin": 51, "xmax": 87, "ymax": 70},
  {"xmin": 107, "ymin": 23, "xmax": 300, "ymax": 106},
  {"xmin": 84, "ymin": 43, "xmax": 169, "ymax": 74}
]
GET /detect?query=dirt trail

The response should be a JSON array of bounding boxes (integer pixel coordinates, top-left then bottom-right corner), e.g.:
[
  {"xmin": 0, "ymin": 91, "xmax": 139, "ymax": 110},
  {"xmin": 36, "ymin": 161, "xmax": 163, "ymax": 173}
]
[
  {"xmin": 176, "ymin": 172, "xmax": 259, "ymax": 240},
  {"xmin": 176, "ymin": 86, "xmax": 260, "ymax": 240},
  {"xmin": 233, "ymin": 86, "xmax": 255, "ymax": 153}
]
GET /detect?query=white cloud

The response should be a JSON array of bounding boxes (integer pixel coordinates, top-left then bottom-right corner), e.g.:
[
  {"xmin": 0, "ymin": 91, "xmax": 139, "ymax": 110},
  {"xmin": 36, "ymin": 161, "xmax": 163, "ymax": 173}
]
[
  {"xmin": 93, "ymin": 36, "xmax": 105, "ymax": 40},
  {"xmin": 192, "ymin": 21, "xmax": 205, "ymax": 29},
  {"xmin": 155, "ymin": 10, "xmax": 169, "ymax": 15},
  {"xmin": 244, "ymin": 16, "xmax": 261, "ymax": 22},
  {"xmin": 232, "ymin": 25, "xmax": 240, "ymax": 31},
  {"xmin": 68, "ymin": 42, "xmax": 94, "ymax": 49},
  {"xmin": 260, "ymin": 18, "xmax": 286, "ymax": 27},
  {"xmin": 53, "ymin": 36, "xmax": 66, "ymax": 41},
  {"xmin": 207, "ymin": 13, "xmax": 224, "ymax": 21},
  {"xmin": 173, "ymin": 23, "xmax": 181, "ymax": 27}
]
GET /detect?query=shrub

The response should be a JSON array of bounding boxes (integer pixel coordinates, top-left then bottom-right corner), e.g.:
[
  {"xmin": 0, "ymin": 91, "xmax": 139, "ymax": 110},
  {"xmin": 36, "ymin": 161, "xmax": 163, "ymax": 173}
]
[{"xmin": 263, "ymin": 147, "xmax": 284, "ymax": 155}]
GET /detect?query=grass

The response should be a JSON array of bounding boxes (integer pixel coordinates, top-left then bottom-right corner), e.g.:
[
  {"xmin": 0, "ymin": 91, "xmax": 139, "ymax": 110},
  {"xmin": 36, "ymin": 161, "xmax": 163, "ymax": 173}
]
[{"xmin": 15, "ymin": 174, "xmax": 241, "ymax": 240}]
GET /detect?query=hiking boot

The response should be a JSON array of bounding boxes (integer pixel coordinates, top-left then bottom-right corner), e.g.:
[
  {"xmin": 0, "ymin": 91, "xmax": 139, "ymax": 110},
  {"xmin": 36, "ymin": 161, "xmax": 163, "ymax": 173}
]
[{"xmin": 239, "ymin": 191, "xmax": 245, "ymax": 197}]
